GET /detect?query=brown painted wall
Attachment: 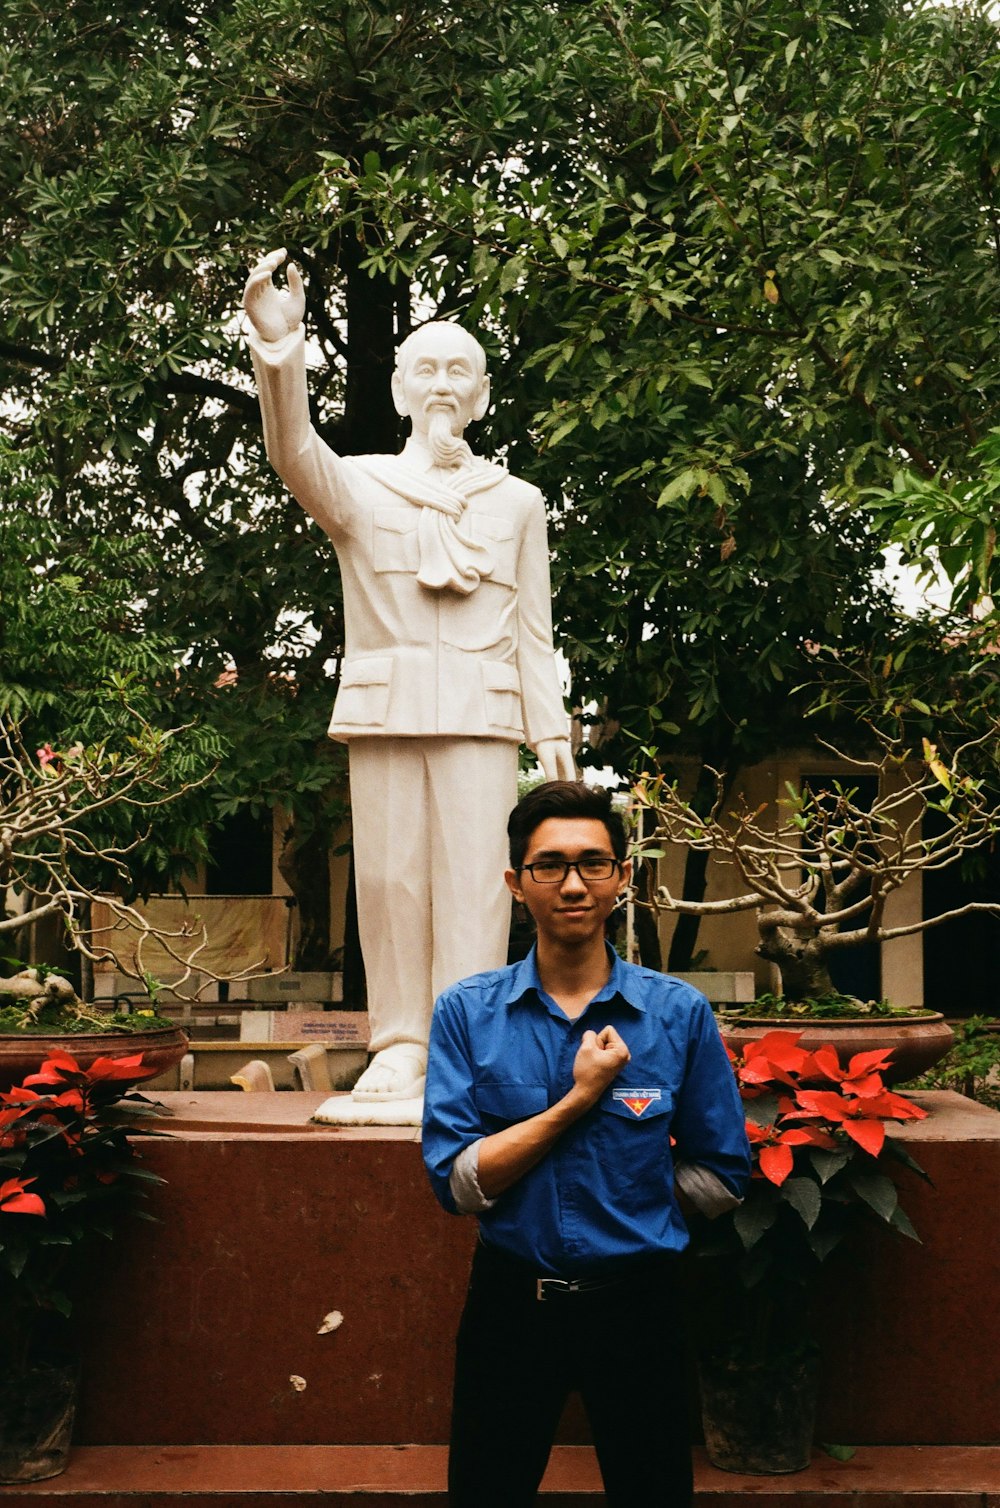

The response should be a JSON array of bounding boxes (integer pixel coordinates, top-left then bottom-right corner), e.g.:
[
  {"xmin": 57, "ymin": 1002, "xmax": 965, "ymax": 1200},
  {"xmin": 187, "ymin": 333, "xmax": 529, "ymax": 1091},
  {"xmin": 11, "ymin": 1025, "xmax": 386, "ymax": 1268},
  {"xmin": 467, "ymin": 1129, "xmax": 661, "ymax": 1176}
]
[{"xmin": 73, "ymin": 1093, "xmax": 999, "ymax": 1447}]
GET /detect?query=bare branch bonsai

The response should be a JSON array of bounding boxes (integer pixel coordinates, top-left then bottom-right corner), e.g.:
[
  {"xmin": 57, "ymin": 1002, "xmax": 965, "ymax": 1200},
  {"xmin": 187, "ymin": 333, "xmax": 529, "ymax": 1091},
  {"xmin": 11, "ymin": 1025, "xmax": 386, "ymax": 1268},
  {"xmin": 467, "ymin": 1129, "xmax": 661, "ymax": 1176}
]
[
  {"xmin": 634, "ymin": 735, "xmax": 1000, "ymax": 1002},
  {"xmin": 0, "ymin": 715, "xmax": 267, "ymax": 1021}
]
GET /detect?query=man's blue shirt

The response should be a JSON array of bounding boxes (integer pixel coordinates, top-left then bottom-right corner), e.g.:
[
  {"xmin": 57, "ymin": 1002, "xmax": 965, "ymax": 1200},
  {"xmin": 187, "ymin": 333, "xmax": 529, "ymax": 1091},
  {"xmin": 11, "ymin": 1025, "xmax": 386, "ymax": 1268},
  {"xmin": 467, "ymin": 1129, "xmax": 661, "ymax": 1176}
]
[{"xmin": 422, "ymin": 946, "xmax": 751, "ymax": 1276}]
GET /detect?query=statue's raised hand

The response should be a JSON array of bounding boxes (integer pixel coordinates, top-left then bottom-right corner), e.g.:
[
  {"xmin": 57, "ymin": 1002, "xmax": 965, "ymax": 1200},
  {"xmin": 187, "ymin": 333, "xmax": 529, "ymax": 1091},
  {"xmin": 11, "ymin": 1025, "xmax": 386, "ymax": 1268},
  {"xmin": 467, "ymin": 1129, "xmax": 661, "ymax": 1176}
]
[{"xmin": 243, "ymin": 248, "xmax": 306, "ymax": 343}]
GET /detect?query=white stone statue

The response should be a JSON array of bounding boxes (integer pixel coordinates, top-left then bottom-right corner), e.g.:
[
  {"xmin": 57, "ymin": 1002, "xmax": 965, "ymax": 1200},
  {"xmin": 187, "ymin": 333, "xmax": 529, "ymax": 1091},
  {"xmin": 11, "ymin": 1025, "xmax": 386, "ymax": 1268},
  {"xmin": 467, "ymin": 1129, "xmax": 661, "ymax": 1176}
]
[{"xmin": 243, "ymin": 250, "xmax": 574, "ymax": 1122}]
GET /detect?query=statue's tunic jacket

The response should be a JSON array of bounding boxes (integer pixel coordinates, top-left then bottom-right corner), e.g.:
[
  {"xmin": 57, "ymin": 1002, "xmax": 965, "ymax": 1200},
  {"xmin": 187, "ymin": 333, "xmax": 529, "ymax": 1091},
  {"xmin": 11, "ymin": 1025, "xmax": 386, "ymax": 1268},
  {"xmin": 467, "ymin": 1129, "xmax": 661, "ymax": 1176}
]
[
  {"xmin": 248, "ymin": 327, "xmax": 568, "ymax": 751},
  {"xmin": 248, "ymin": 325, "xmax": 569, "ymax": 1053}
]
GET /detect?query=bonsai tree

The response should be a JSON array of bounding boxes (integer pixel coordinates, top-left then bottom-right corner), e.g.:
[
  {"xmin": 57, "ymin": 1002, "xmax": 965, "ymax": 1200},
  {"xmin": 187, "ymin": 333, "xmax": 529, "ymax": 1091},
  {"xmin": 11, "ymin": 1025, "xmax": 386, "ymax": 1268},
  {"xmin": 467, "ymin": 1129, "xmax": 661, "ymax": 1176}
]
[
  {"xmin": 634, "ymin": 734, "xmax": 1000, "ymax": 1003},
  {"xmin": 0, "ymin": 716, "xmax": 260, "ymax": 1014}
]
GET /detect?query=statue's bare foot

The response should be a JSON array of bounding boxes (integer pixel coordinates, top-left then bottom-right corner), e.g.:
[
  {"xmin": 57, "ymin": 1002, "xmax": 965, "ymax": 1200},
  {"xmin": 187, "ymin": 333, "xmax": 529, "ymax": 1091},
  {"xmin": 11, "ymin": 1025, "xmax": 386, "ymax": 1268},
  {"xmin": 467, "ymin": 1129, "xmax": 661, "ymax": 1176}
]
[{"xmin": 351, "ymin": 1044, "xmax": 427, "ymax": 1103}]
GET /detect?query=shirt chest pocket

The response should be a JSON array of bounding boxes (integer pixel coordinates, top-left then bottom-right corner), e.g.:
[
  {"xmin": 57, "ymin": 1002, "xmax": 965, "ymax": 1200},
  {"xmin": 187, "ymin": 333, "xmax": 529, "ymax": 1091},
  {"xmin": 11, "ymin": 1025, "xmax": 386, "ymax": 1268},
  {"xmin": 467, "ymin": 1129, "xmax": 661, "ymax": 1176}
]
[
  {"xmin": 475, "ymin": 1082, "xmax": 548, "ymax": 1132},
  {"xmin": 468, "ymin": 513, "xmax": 516, "ymax": 588},
  {"xmin": 373, "ymin": 507, "xmax": 419, "ymax": 574},
  {"xmin": 597, "ymin": 1089, "xmax": 674, "ymax": 1191}
]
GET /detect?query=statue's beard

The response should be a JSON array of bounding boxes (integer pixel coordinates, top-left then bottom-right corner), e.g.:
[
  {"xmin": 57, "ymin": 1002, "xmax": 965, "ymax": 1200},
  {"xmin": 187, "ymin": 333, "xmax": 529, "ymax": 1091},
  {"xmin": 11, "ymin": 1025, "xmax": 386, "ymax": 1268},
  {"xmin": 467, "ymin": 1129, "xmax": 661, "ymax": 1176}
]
[{"xmin": 427, "ymin": 409, "xmax": 473, "ymax": 469}]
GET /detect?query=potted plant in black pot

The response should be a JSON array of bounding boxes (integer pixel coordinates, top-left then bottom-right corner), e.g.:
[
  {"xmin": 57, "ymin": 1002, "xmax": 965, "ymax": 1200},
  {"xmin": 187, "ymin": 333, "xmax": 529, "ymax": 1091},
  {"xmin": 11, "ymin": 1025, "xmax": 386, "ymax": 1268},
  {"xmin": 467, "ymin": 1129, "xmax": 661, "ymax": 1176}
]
[
  {"xmin": 690, "ymin": 1028, "xmax": 929, "ymax": 1474},
  {"xmin": 0, "ymin": 1047, "xmax": 162, "ymax": 1483}
]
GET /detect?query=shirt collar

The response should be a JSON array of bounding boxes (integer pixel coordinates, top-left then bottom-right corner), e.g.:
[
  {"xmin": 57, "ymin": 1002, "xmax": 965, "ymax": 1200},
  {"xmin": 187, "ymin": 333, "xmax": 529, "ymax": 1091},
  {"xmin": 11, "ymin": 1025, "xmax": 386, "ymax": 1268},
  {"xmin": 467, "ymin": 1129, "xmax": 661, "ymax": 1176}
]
[{"xmin": 498, "ymin": 944, "xmax": 647, "ymax": 1014}]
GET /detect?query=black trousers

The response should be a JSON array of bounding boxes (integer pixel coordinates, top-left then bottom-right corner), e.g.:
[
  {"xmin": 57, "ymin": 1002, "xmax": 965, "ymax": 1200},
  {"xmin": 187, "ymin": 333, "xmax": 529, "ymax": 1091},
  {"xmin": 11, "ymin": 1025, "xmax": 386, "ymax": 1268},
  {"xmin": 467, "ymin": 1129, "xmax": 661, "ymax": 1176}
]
[{"xmin": 448, "ymin": 1241, "xmax": 693, "ymax": 1508}]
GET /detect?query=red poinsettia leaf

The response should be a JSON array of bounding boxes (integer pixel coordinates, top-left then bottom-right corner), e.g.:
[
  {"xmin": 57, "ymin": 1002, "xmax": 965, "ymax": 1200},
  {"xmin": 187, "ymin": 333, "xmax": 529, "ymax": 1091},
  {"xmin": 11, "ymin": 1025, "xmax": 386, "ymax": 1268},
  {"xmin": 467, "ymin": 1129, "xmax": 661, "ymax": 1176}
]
[
  {"xmin": 85, "ymin": 1054, "xmax": 156, "ymax": 1082},
  {"xmin": 789, "ymin": 1089, "xmax": 850, "ymax": 1121},
  {"xmin": 759, "ymin": 1142, "xmax": 795, "ymax": 1186},
  {"xmin": 859, "ymin": 1090, "xmax": 927, "ymax": 1122},
  {"xmin": 0, "ymin": 1176, "xmax": 46, "ymax": 1216},
  {"xmin": 748, "ymin": 1030, "xmax": 805, "ymax": 1056},
  {"xmin": 802, "ymin": 1044, "xmax": 844, "ymax": 1082},
  {"xmin": 0, "ymin": 1086, "xmax": 47, "ymax": 1107},
  {"xmin": 889, "ymin": 1095, "xmax": 927, "ymax": 1122},
  {"xmin": 841, "ymin": 1071, "xmax": 888, "ymax": 1099},
  {"xmin": 740, "ymin": 1066, "xmax": 799, "ymax": 1096},
  {"xmin": 844, "ymin": 1048, "xmax": 894, "ymax": 1077},
  {"xmin": 746, "ymin": 1031, "xmax": 810, "ymax": 1075},
  {"xmin": 737, "ymin": 1060, "xmax": 777, "ymax": 1083},
  {"xmin": 845, "ymin": 1119, "xmax": 886, "ymax": 1156},
  {"xmin": 48, "ymin": 1088, "xmax": 85, "ymax": 1111},
  {"xmin": 0, "ymin": 1189, "xmax": 46, "ymax": 1216},
  {"xmin": 744, "ymin": 1121, "xmax": 772, "ymax": 1144},
  {"xmin": 23, "ymin": 1050, "xmax": 82, "ymax": 1085},
  {"xmin": 781, "ymin": 1126, "xmax": 838, "ymax": 1149}
]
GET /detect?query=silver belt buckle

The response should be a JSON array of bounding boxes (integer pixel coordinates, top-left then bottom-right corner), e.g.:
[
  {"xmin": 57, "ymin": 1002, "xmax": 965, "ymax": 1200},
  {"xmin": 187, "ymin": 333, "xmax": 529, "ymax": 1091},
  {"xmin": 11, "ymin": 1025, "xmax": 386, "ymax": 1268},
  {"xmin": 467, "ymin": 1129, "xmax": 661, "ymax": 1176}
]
[{"xmin": 536, "ymin": 1277, "xmax": 578, "ymax": 1301}]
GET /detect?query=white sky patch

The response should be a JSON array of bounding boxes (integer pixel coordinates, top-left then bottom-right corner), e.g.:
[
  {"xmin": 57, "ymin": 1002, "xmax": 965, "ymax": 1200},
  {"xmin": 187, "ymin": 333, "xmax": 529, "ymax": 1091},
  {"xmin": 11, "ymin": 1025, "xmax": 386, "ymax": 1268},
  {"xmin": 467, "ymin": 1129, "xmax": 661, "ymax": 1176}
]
[{"xmin": 879, "ymin": 543, "xmax": 954, "ymax": 616}]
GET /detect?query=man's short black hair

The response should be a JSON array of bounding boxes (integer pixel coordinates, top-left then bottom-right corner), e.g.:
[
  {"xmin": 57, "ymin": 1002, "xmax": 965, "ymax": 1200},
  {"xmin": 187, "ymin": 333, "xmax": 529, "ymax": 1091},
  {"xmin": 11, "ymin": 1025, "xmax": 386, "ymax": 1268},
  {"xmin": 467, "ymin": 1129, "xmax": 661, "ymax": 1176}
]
[{"xmin": 507, "ymin": 781, "xmax": 627, "ymax": 869}]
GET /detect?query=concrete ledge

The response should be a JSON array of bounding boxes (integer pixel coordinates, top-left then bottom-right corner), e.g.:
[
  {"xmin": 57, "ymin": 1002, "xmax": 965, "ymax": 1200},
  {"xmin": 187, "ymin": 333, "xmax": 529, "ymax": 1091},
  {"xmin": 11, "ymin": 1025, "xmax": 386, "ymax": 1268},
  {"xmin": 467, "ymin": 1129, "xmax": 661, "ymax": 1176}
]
[{"xmin": 1, "ymin": 1445, "xmax": 999, "ymax": 1504}]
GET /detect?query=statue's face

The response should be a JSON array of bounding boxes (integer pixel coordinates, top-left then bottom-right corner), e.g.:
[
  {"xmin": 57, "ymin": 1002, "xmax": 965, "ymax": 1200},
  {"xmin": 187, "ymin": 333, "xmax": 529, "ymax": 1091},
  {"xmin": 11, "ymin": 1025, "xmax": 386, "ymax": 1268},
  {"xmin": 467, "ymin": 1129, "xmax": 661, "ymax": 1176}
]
[{"xmin": 391, "ymin": 325, "xmax": 490, "ymax": 439}]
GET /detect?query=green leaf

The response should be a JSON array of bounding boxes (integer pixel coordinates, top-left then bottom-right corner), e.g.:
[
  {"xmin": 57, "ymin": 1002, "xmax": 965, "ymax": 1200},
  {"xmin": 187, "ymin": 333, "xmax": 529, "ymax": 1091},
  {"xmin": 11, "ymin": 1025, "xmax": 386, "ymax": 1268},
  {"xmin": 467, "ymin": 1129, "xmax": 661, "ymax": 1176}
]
[
  {"xmin": 808, "ymin": 1148, "xmax": 849, "ymax": 1184},
  {"xmin": 847, "ymin": 1166, "xmax": 898, "ymax": 1222},
  {"xmin": 734, "ymin": 1187, "xmax": 780, "ymax": 1250},
  {"xmin": 656, "ymin": 470, "xmax": 698, "ymax": 507},
  {"xmin": 780, "ymin": 1175, "xmax": 822, "ymax": 1229}
]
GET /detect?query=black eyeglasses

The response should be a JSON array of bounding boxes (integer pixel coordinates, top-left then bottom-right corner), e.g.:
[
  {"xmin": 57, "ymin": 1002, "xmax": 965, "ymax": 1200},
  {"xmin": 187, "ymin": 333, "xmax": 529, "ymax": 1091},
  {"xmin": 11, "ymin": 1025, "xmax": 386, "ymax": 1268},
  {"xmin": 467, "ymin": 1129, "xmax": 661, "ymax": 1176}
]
[{"xmin": 518, "ymin": 858, "xmax": 621, "ymax": 884}]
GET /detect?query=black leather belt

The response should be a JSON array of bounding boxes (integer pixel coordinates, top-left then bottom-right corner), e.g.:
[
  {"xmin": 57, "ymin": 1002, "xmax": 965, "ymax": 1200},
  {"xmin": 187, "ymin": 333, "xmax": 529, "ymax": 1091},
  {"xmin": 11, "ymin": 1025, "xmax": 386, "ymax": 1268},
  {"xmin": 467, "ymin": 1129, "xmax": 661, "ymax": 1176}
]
[
  {"xmin": 475, "ymin": 1238, "xmax": 678, "ymax": 1302},
  {"xmin": 535, "ymin": 1274, "xmax": 626, "ymax": 1301}
]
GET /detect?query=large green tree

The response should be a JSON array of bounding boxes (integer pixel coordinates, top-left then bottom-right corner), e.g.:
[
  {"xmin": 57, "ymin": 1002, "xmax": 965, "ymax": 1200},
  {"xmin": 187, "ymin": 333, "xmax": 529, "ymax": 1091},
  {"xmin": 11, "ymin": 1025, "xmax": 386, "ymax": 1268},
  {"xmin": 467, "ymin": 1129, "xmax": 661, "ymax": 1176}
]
[
  {"xmin": 319, "ymin": 0, "xmax": 1000, "ymax": 957},
  {"xmin": 3, "ymin": 0, "xmax": 999, "ymax": 970}
]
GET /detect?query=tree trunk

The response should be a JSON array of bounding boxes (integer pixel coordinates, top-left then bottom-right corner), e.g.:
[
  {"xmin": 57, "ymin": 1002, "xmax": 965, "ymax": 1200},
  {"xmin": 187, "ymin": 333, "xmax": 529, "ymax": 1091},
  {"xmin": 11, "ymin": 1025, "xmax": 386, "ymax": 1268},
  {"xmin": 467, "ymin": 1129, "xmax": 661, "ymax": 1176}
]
[
  {"xmin": 340, "ymin": 847, "xmax": 366, "ymax": 1010},
  {"xmin": 667, "ymin": 746, "xmax": 736, "ymax": 972},
  {"xmin": 755, "ymin": 925, "xmax": 836, "ymax": 1001},
  {"xmin": 341, "ymin": 239, "xmax": 403, "ymax": 456},
  {"xmin": 667, "ymin": 846, "xmax": 712, "ymax": 972},
  {"xmin": 633, "ymin": 808, "xmax": 662, "ymax": 970},
  {"xmin": 278, "ymin": 824, "xmax": 337, "ymax": 972}
]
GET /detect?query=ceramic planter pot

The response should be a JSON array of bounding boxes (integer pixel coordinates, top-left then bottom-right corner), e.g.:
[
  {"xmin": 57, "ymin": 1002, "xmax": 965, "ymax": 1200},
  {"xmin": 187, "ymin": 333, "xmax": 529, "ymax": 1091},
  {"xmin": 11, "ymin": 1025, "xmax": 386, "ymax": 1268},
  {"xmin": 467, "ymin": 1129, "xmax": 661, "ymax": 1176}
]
[
  {"xmin": 0, "ymin": 1025, "xmax": 188, "ymax": 1091},
  {"xmin": 718, "ymin": 1013, "xmax": 954, "ymax": 1085}
]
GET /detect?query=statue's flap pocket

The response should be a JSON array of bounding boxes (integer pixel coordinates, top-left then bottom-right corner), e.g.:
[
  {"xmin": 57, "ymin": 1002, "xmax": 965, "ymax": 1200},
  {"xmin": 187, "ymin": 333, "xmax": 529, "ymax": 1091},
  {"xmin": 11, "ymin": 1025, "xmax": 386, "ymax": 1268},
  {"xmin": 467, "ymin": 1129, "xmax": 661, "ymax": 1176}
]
[
  {"xmin": 481, "ymin": 660, "xmax": 520, "ymax": 693},
  {"xmin": 470, "ymin": 511, "xmax": 516, "ymax": 585},
  {"xmin": 473, "ymin": 513, "xmax": 515, "ymax": 543},
  {"xmin": 373, "ymin": 507, "xmax": 419, "ymax": 574},
  {"xmin": 480, "ymin": 660, "xmax": 522, "ymax": 734},
  {"xmin": 375, "ymin": 507, "xmax": 418, "ymax": 535},
  {"xmin": 341, "ymin": 658, "xmax": 393, "ymax": 688},
  {"xmin": 333, "ymin": 657, "xmax": 394, "ymax": 727}
]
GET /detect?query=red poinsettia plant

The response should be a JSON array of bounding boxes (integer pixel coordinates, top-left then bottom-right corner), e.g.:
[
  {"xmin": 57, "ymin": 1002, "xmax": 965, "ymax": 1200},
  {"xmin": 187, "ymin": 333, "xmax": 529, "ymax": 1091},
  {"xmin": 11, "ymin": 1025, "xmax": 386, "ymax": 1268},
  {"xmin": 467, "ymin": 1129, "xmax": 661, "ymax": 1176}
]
[
  {"xmin": 0, "ymin": 1050, "xmax": 163, "ymax": 1369},
  {"xmin": 693, "ymin": 1030, "xmax": 930, "ymax": 1361}
]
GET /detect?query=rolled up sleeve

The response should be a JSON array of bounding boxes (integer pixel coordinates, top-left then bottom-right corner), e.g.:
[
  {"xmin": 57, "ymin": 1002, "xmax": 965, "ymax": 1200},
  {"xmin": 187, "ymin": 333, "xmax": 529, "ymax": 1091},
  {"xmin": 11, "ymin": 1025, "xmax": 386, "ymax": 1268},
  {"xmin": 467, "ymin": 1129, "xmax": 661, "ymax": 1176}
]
[
  {"xmin": 421, "ymin": 988, "xmax": 486, "ymax": 1215},
  {"xmin": 671, "ymin": 997, "xmax": 751, "ymax": 1202}
]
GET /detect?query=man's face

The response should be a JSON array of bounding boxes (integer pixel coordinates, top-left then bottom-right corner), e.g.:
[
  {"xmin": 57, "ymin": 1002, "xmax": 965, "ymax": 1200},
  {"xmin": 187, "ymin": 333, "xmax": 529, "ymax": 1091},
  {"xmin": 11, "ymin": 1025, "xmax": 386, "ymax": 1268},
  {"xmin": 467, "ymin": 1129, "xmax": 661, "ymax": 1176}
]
[
  {"xmin": 391, "ymin": 326, "xmax": 490, "ymax": 441},
  {"xmin": 505, "ymin": 816, "xmax": 630, "ymax": 949}
]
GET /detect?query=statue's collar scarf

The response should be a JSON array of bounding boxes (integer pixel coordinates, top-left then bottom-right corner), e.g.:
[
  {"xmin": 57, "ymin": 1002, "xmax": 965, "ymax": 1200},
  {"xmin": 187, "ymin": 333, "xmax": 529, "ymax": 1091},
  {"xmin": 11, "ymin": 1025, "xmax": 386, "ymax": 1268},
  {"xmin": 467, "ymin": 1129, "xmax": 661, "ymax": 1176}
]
[{"xmin": 354, "ymin": 450, "xmax": 508, "ymax": 596}]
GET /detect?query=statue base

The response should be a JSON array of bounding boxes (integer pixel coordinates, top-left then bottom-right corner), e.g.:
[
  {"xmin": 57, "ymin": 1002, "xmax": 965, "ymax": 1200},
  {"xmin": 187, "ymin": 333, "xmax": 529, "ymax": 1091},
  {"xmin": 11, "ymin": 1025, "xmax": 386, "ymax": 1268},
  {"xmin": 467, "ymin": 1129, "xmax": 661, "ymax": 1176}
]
[{"xmin": 312, "ymin": 1091, "xmax": 424, "ymax": 1126}]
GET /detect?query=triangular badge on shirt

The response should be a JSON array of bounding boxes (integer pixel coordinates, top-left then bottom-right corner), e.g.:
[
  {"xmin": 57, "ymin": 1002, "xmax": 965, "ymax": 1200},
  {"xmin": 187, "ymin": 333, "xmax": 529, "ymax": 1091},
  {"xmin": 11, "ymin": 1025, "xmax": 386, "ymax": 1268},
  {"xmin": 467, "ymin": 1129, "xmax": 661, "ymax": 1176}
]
[{"xmin": 613, "ymin": 1087, "xmax": 662, "ymax": 1117}]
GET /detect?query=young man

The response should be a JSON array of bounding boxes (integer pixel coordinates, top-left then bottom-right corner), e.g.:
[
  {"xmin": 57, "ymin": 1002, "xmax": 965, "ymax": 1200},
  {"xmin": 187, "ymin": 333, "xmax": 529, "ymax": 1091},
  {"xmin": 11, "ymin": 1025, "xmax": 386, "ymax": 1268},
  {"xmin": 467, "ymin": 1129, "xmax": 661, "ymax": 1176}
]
[{"xmin": 422, "ymin": 780, "xmax": 751, "ymax": 1507}]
